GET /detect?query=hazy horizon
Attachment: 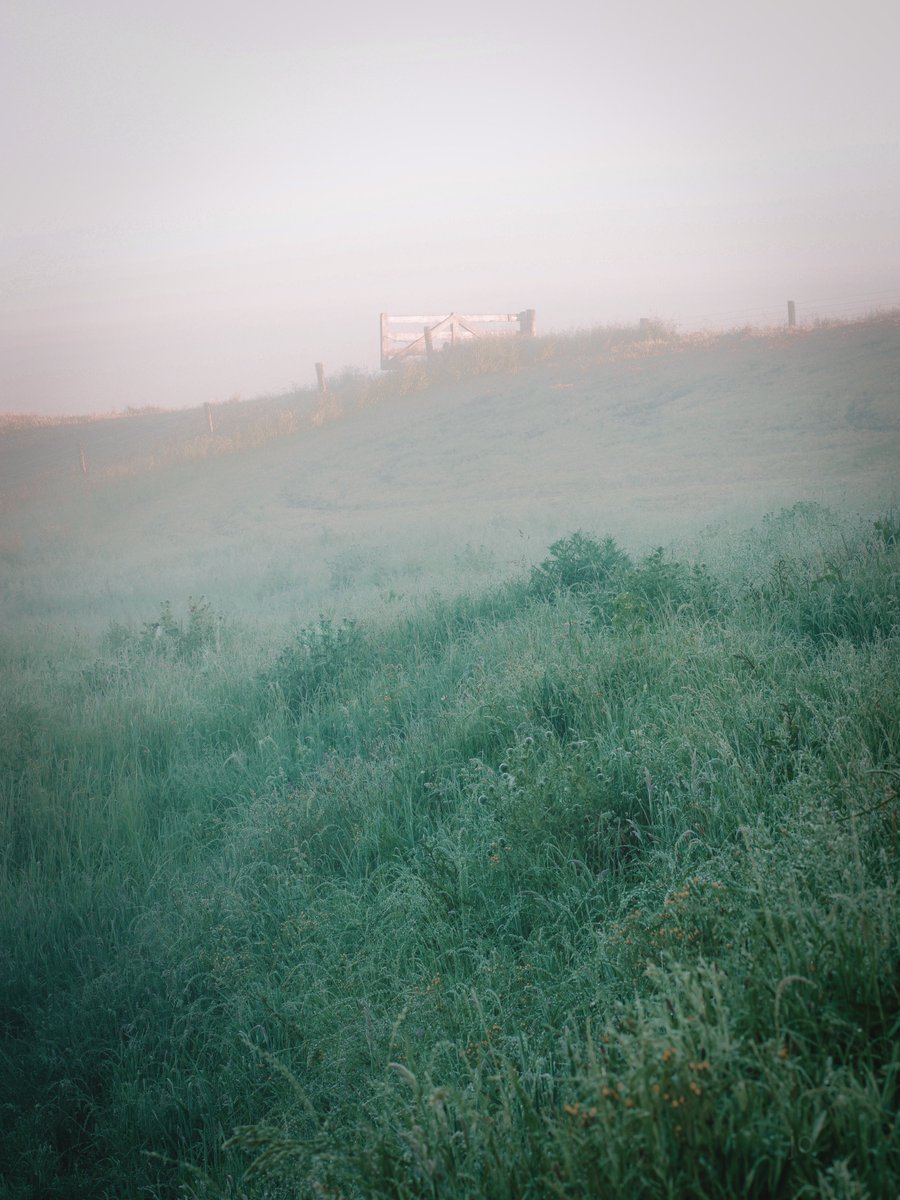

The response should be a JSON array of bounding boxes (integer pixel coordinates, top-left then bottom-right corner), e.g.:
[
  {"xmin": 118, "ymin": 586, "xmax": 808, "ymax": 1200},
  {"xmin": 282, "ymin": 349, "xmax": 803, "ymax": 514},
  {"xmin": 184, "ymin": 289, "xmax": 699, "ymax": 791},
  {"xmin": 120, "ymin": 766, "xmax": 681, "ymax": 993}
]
[{"xmin": 3, "ymin": 0, "xmax": 899, "ymax": 416}]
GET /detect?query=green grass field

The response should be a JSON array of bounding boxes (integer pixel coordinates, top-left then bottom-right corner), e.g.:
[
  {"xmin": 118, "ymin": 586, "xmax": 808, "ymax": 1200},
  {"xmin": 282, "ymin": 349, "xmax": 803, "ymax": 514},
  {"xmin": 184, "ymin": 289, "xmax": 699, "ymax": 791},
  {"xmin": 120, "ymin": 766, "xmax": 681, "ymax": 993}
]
[{"xmin": 1, "ymin": 319, "xmax": 898, "ymax": 1197}]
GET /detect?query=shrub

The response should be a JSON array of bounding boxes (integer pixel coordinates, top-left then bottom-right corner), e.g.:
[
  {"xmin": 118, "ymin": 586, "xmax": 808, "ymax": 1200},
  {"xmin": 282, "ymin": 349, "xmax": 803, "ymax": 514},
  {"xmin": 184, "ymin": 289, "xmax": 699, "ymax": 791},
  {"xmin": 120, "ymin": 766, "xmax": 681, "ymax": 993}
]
[
  {"xmin": 101, "ymin": 597, "xmax": 222, "ymax": 662},
  {"xmin": 528, "ymin": 531, "xmax": 632, "ymax": 599},
  {"xmin": 268, "ymin": 615, "xmax": 367, "ymax": 713}
]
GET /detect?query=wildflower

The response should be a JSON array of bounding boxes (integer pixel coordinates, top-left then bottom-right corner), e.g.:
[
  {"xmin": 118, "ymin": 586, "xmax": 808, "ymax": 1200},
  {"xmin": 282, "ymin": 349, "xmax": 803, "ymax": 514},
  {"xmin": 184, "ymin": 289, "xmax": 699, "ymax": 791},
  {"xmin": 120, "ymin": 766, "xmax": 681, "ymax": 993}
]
[
  {"xmin": 662, "ymin": 1047, "xmax": 676, "ymax": 1063},
  {"xmin": 689, "ymin": 1081, "xmax": 702, "ymax": 1096},
  {"xmin": 564, "ymin": 1103, "xmax": 580, "ymax": 1117}
]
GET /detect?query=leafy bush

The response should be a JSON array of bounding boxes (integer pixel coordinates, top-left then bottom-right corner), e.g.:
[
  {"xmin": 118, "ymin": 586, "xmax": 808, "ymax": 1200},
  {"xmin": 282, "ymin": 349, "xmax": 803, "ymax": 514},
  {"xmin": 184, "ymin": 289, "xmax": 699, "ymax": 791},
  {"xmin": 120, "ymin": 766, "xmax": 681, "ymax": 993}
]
[
  {"xmin": 142, "ymin": 597, "xmax": 221, "ymax": 659},
  {"xmin": 631, "ymin": 545, "xmax": 691, "ymax": 610},
  {"xmin": 746, "ymin": 519, "xmax": 899, "ymax": 646},
  {"xmin": 528, "ymin": 534, "xmax": 722, "ymax": 631},
  {"xmin": 872, "ymin": 513, "xmax": 898, "ymax": 548},
  {"xmin": 528, "ymin": 531, "xmax": 632, "ymax": 599},
  {"xmin": 268, "ymin": 615, "xmax": 367, "ymax": 712},
  {"xmin": 102, "ymin": 597, "xmax": 222, "ymax": 661}
]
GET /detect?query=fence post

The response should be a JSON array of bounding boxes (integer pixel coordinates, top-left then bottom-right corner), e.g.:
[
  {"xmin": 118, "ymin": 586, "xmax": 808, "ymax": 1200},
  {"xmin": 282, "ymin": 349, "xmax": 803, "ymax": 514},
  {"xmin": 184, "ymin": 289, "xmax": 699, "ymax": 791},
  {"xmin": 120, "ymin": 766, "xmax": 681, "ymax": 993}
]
[
  {"xmin": 79, "ymin": 445, "xmax": 87, "ymax": 475},
  {"xmin": 424, "ymin": 326, "xmax": 434, "ymax": 358},
  {"xmin": 380, "ymin": 313, "xmax": 390, "ymax": 370},
  {"xmin": 205, "ymin": 402, "xmax": 215, "ymax": 434},
  {"xmin": 518, "ymin": 309, "xmax": 536, "ymax": 336},
  {"xmin": 315, "ymin": 362, "xmax": 327, "ymax": 394},
  {"xmin": 787, "ymin": 300, "xmax": 796, "ymax": 328}
]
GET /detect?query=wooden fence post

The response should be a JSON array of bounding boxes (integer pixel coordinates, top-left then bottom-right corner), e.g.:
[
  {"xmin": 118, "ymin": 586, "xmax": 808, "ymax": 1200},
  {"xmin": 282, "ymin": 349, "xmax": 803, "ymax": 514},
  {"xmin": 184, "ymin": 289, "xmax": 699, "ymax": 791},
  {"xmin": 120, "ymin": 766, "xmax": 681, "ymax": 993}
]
[
  {"xmin": 787, "ymin": 300, "xmax": 796, "ymax": 328},
  {"xmin": 518, "ymin": 309, "xmax": 536, "ymax": 336},
  {"xmin": 315, "ymin": 362, "xmax": 327, "ymax": 393},
  {"xmin": 79, "ymin": 445, "xmax": 87, "ymax": 475},
  {"xmin": 205, "ymin": 402, "xmax": 214, "ymax": 434},
  {"xmin": 380, "ymin": 313, "xmax": 390, "ymax": 370},
  {"xmin": 424, "ymin": 325, "xmax": 434, "ymax": 357}
]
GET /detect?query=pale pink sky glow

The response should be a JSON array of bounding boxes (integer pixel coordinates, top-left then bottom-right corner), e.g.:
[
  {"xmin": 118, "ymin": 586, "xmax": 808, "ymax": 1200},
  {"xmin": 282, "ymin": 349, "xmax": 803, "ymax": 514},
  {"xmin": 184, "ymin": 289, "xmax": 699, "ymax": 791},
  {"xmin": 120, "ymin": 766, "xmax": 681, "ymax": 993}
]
[{"xmin": 2, "ymin": 0, "xmax": 899, "ymax": 413}]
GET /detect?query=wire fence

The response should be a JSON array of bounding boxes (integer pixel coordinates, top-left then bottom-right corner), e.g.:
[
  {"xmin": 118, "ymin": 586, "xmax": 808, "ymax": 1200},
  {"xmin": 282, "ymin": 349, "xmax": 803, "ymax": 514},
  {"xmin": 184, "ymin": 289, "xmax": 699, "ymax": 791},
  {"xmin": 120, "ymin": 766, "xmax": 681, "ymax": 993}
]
[
  {"xmin": 672, "ymin": 285, "xmax": 900, "ymax": 330},
  {"xmin": 2, "ymin": 293, "xmax": 898, "ymax": 506}
]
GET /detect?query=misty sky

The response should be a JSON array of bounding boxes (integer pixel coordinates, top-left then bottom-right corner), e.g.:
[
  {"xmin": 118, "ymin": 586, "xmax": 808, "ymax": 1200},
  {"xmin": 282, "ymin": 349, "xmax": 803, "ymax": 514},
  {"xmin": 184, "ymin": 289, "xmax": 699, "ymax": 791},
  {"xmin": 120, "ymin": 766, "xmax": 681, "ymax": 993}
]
[{"xmin": 2, "ymin": 0, "xmax": 899, "ymax": 415}]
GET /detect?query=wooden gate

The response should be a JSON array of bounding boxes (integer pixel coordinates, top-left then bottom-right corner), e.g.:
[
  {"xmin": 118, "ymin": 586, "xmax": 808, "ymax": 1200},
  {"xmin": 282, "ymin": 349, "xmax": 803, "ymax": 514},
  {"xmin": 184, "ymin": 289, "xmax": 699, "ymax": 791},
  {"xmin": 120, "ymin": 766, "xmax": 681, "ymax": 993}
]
[{"xmin": 380, "ymin": 310, "xmax": 536, "ymax": 369}]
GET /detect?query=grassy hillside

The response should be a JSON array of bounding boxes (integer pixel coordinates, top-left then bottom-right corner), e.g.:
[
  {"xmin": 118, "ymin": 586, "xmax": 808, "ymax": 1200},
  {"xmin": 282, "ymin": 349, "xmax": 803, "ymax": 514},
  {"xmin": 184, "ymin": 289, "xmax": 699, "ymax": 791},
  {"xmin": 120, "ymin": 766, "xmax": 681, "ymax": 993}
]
[
  {"xmin": 1, "ymin": 316, "xmax": 898, "ymax": 637},
  {"xmin": 1, "ymin": 506, "xmax": 897, "ymax": 1198},
  {"xmin": 1, "ymin": 319, "xmax": 898, "ymax": 1198}
]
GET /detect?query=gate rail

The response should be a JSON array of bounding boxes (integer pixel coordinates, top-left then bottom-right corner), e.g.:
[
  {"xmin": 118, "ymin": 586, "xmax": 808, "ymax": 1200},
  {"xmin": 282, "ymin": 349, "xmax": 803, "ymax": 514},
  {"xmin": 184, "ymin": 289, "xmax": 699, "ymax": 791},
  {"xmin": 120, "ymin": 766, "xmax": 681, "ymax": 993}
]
[{"xmin": 380, "ymin": 310, "xmax": 536, "ymax": 369}]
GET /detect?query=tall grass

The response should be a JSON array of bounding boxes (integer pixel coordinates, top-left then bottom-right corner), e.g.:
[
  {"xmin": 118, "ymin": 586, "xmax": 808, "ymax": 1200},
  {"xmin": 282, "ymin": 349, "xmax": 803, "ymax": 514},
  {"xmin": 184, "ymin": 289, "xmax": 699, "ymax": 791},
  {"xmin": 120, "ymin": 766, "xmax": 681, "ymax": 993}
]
[{"xmin": 1, "ymin": 504, "xmax": 897, "ymax": 1198}]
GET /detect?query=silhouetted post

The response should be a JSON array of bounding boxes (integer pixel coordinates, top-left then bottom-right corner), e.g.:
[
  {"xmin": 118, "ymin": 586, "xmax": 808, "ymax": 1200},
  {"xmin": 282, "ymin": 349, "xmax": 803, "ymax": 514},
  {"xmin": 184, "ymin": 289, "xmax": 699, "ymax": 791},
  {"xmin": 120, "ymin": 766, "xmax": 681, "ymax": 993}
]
[
  {"xmin": 315, "ymin": 362, "xmax": 327, "ymax": 393},
  {"xmin": 205, "ymin": 402, "xmax": 215, "ymax": 433},
  {"xmin": 787, "ymin": 300, "xmax": 796, "ymax": 328},
  {"xmin": 79, "ymin": 445, "xmax": 87, "ymax": 475},
  {"xmin": 380, "ymin": 313, "xmax": 390, "ymax": 370},
  {"xmin": 424, "ymin": 325, "xmax": 434, "ymax": 358},
  {"xmin": 518, "ymin": 308, "xmax": 536, "ymax": 336}
]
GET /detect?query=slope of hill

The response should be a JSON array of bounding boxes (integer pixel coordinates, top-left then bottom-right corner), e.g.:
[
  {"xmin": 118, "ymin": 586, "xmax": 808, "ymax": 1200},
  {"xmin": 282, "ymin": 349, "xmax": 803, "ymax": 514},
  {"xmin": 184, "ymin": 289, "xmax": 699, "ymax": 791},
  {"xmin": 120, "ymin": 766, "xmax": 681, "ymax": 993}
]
[
  {"xmin": 2, "ymin": 316, "xmax": 898, "ymax": 634},
  {"xmin": 1, "ymin": 510, "xmax": 897, "ymax": 1199},
  {"xmin": 1, "ymin": 318, "xmax": 898, "ymax": 1198}
]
